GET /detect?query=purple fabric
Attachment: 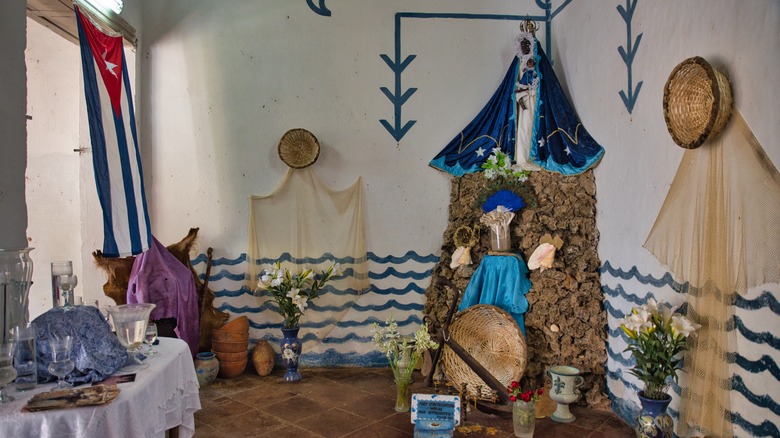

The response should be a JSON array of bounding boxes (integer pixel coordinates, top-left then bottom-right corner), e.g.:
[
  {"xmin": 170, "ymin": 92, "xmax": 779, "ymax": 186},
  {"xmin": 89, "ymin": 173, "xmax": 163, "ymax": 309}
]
[{"xmin": 127, "ymin": 237, "xmax": 199, "ymax": 356}]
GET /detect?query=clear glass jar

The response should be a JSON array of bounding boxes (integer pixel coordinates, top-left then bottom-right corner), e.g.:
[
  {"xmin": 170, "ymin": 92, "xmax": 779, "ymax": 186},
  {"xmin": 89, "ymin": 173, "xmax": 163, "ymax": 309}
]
[{"xmin": 512, "ymin": 400, "xmax": 536, "ymax": 437}]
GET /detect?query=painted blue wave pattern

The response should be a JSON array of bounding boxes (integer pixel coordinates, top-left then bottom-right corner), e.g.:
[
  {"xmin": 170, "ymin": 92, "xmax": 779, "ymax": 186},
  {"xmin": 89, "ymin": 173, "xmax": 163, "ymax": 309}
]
[
  {"xmin": 602, "ymin": 261, "xmax": 780, "ymax": 435},
  {"xmin": 735, "ymin": 354, "xmax": 780, "ymax": 381},
  {"xmin": 367, "ymin": 251, "xmax": 440, "ymax": 264},
  {"xmin": 735, "ymin": 315, "xmax": 780, "ymax": 350},
  {"xmin": 731, "ymin": 412, "xmax": 780, "ymax": 438},
  {"xmin": 217, "ymin": 299, "xmax": 424, "ymax": 315},
  {"xmin": 190, "ymin": 250, "xmax": 437, "ymax": 368},
  {"xmin": 735, "ymin": 291, "xmax": 780, "ymax": 314},
  {"xmin": 369, "ymin": 267, "xmax": 432, "ymax": 280}
]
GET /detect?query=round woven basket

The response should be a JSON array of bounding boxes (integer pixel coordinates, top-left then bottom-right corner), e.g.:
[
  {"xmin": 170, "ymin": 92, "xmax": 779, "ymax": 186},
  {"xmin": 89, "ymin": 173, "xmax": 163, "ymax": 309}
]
[
  {"xmin": 440, "ymin": 305, "xmax": 527, "ymax": 400},
  {"xmin": 278, "ymin": 128, "xmax": 320, "ymax": 168},
  {"xmin": 663, "ymin": 56, "xmax": 732, "ymax": 149}
]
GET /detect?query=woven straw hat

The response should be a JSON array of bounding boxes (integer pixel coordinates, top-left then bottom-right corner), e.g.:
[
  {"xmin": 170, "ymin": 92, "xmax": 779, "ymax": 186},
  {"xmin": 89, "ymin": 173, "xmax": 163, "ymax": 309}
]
[
  {"xmin": 663, "ymin": 56, "xmax": 733, "ymax": 149},
  {"xmin": 278, "ymin": 128, "xmax": 320, "ymax": 168}
]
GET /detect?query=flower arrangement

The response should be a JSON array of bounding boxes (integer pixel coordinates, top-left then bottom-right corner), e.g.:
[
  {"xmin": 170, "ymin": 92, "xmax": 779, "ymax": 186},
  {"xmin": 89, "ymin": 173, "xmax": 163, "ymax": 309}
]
[
  {"xmin": 372, "ymin": 314, "xmax": 439, "ymax": 382},
  {"xmin": 481, "ymin": 148, "xmax": 531, "ymax": 181},
  {"xmin": 507, "ymin": 381, "xmax": 544, "ymax": 403},
  {"xmin": 618, "ymin": 298, "xmax": 701, "ymax": 400},
  {"xmin": 255, "ymin": 261, "xmax": 341, "ymax": 328}
]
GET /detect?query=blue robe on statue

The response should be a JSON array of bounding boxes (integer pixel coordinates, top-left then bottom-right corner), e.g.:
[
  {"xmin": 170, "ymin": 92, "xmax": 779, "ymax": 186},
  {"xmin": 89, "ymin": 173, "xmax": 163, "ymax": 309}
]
[
  {"xmin": 429, "ymin": 57, "xmax": 520, "ymax": 176},
  {"xmin": 530, "ymin": 46, "xmax": 604, "ymax": 174},
  {"xmin": 429, "ymin": 38, "xmax": 604, "ymax": 176}
]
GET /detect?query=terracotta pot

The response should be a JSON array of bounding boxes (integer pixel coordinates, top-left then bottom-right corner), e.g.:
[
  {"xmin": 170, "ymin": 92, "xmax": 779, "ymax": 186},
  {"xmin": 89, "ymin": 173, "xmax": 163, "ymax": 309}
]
[
  {"xmin": 218, "ymin": 358, "xmax": 247, "ymax": 378},
  {"xmin": 211, "ymin": 340, "xmax": 249, "ymax": 353},
  {"xmin": 212, "ymin": 329, "xmax": 249, "ymax": 342},
  {"xmin": 220, "ymin": 316, "xmax": 249, "ymax": 334},
  {"xmin": 252, "ymin": 339, "xmax": 276, "ymax": 376},
  {"xmin": 213, "ymin": 350, "xmax": 247, "ymax": 362}
]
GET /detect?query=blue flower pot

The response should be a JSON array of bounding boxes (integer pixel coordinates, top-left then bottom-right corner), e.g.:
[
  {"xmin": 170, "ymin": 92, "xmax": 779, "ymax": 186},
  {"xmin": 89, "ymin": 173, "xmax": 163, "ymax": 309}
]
[{"xmin": 635, "ymin": 391, "xmax": 674, "ymax": 438}]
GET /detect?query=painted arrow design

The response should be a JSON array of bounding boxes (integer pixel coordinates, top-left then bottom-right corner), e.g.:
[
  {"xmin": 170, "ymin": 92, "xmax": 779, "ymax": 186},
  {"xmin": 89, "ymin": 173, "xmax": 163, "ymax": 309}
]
[
  {"xmin": 306, "ymin": 0, "xmax": 331, "ymax": 17},
  {"xmin": 617, "ymin": 0, "xmax": 643, "ymax": 114},
  {"xmin": 379, "ymin": 52, "xmax": 418, "ymax": 141}
]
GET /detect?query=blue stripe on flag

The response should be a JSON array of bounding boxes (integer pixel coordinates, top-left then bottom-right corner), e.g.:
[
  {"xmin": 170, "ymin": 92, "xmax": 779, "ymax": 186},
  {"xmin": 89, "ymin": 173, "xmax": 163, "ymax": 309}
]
[{"xmin": 76, "ymin": 7, "xmax": 151, "ymax": 256}]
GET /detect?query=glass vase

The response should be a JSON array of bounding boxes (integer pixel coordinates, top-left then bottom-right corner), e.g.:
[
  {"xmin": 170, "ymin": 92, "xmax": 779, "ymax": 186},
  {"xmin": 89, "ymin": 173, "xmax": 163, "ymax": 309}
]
[
  {"xmin": 0, "ymin": 248, "xmax": 34, "ymax": 345},
  {"xmin": 394, "ymin": 375, "xmax": 412, "ymax": 412},
  {"xmin": 512, "ymin": 400, "xmax": 536, "ymax": 438},
  {"xmin": 489, "ymin": 223, "xmax": 511, "ymax": 251}
]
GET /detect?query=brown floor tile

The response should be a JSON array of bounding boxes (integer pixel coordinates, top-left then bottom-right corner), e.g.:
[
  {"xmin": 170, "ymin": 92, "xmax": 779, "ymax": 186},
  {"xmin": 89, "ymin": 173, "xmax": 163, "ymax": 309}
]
[
  {"xmin": 340, "ymin": 391, "xmax": 398, "ymax": 420},
  {"xmin": 194, "ymin": 368, "xmax": 635, "ymax": 438},
  {"xmin": 567, "ymin": 405, "xmax": 613, "ymax": 430},
  {"xmin": 193, "ymin": 423, "xmax": 229, "ymax": 438},
  {"xmin": 194, "ymin": 398, "xmax": 253, "ymax": 427},
  {"xmin": 258, "ymin": 394, "xmax": 332, "ymax": 423},
  {"xmin": 208, "ymin": 408, "xmax": 287, "ymax": 433},
  {"xmin": 379, "ymin": 412, "xmax": 416, "ymax": 435},
  {"xmin": 258, "ymin": 422, "xmax": 326, "ymax": 438},
  {"xmin": 533, "ymin": 419, "xmax": 597, "ymax": 438},
  {"xmin": 297, "ymin": 379, "xmax": 373, "ymax": 408},
  {"xmin": 343, "ymin": 422, "xmax": 414, "ymax": 437},
  {"xmin": 597, "ymin": 415, "xmax": 635, "ymax": 437},
  {"xmin": 296, "ymin": 407, "xmax": 374, "ymax": 438}
]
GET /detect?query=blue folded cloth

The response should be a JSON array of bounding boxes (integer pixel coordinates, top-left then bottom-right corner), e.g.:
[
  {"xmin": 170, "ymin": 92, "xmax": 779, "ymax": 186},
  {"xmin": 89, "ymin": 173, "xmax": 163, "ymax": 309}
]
[{"xmin": 32, "ymin": 306, "xmax": 128, "ymax": 384}]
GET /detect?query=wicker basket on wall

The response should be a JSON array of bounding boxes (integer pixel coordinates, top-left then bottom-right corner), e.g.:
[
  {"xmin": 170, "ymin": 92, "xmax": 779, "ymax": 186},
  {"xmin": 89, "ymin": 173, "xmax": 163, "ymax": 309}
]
[
  {"xmin": 278, "ymin": 128, "xmax": 320, "ymax": 168},
  {"xmin": 662, "ymin": 56, "xmax": 733, "ymax": 149}
]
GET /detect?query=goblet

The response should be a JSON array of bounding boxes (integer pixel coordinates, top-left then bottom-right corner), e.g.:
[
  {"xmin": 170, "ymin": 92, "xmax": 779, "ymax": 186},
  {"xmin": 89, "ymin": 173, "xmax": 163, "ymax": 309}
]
[
  {"xmin": 57, "ymin": 274, "xmax": 78, "ymax": 308},
  {"xmin": 107, "ymin": 303, "xmax": 156, "ymax": 372},
  {"xmin": 48, "ymin": 336, "xmax": 74, "ymax": 390},
  {"xmin": 0, "ymin": 343, "xmax": 17, "ymax": 403},
  {"xmin": 144, "ymin": 322, "xmax": 158, "ymax": 356}
]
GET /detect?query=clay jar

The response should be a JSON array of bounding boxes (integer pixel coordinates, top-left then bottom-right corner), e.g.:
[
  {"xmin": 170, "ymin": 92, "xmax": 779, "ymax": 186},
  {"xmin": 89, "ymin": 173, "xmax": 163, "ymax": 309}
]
[
  {"xmin": 194, "ymin": 352, "xmax": 219, "ymax": 386},
  {"xmin": 251, "ymin": 339, "xmax": 275, "ymax": 376}
]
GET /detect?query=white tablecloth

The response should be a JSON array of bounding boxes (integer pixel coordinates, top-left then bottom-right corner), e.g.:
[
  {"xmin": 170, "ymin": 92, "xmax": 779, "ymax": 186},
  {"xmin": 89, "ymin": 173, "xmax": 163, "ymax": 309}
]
[{"xmin": 0, "ymin": 337, "xmax": 201, "ymax": 438}]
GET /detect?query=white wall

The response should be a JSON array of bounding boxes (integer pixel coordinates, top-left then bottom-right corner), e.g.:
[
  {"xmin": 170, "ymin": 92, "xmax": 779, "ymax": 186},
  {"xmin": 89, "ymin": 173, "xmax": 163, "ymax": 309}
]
[
  {"xmin": 552, "ymin": 2, "xmax": 779, "ymax": 436},
  {"xmin": 25, "ymin": 18, "xmax": 83, "ymax": 316}
]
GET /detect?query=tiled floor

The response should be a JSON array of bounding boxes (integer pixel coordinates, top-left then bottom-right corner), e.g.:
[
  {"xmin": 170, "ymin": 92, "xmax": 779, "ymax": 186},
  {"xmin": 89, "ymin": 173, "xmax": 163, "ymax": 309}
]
[{"xmin": 194, "ymin": 367, "xmax": 633, "ymax": 437}]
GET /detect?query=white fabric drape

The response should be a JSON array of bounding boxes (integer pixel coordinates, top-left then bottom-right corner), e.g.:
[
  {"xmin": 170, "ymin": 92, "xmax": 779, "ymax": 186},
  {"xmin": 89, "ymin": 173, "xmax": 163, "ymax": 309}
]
[
  {"xmin": 644, "ymin": 111, "xmax": 780, "ymax": 437},
  {"xmin": 247, "ymin": 167, "xmax": 368, "ymax": 339}
]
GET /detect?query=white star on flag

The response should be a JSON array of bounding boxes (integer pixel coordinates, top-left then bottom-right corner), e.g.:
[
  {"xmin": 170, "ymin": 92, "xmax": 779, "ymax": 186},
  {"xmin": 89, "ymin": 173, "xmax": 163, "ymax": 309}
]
[
  {"xmin": 475, "ymin": 147, "xmax": 486, "ymax": 157},
  {"xmin": 102, "ymin": 50, "xmax": 119, "ymax": 78}
]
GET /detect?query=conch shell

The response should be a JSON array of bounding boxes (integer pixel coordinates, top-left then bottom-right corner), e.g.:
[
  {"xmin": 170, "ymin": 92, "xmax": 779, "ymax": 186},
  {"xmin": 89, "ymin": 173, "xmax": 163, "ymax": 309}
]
[{"xmin": 528, "ymin": 242, "xmax": 556, "ymax": 271}]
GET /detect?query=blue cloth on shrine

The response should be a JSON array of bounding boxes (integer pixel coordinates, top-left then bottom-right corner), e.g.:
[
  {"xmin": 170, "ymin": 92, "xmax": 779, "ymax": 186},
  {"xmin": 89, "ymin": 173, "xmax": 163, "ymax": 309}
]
[
  {"xmin": 429, "ymin": 57, "xmax": 520, "ymax": 176},
  {"xmin": 32, "ymin": 306, "xmax": 128, "ymax": 384},
  {"xmin": 458, "ymin": 254, "xmax": 531, "ymax": 335}
]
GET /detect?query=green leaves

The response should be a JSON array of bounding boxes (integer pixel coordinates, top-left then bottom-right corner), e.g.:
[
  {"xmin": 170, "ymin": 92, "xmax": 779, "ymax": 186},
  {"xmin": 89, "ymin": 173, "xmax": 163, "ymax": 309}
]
[{"xmin": 618, "ymin": 300, "xmax": 699, "ymax": 399}]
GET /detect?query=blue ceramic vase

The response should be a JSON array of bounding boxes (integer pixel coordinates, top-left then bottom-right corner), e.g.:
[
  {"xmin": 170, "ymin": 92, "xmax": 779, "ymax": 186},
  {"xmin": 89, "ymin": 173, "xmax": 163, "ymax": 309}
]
[
  {"xmin": 280, "ymin": 327, "xmax": 302, "ymax": 382},
  {"xmin": 194, "ymin": 352, "xmax": 219, "ymax": 386},
  {"xmin": 635, "ymin": 391, "xmax": 674, "ymax": 438}
]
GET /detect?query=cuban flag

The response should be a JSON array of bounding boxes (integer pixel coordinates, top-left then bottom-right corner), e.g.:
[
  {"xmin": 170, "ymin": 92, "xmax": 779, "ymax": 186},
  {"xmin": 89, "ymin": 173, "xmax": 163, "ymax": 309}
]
[{"xmin": 76, "ymin": 7, "xmax": 151, "ymax": 257}]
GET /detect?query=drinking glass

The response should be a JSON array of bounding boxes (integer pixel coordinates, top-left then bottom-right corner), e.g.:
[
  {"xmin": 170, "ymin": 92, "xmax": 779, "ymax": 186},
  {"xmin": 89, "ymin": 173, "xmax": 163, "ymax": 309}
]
[
  {"xmin": 107, "ymin": 303, "xmax": 156, "ymax": 372},
  {"xmin": 0, "ymin": 343, "xmax": 17, "ymax": 403},
  {"xmin": 57, "ymin": 274, "xmax": 78, "ymax": 308},
  {"xmin": 48, "ymin": 336, "xmax": 74, "ymax": 390},
  {"xmin": 144, "ymin": 322, "xmax": 158, "ymax": 356}
]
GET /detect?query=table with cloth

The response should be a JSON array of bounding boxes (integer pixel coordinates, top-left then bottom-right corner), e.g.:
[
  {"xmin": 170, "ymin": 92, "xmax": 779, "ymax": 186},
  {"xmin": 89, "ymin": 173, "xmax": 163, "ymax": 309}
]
[
  {"xmin": 0, "ymin": 337, "xmax": 200, "ymax": 438},
  {"xmin": 458, "ymin": 253, "xmax": 532, "ymax": 335}
]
